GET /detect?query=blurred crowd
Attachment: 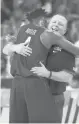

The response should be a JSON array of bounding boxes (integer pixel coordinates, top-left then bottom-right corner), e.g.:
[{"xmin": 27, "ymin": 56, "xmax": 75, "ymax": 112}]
[{"xmin": 1, "ymin": 0, "xmax": 79, "ymax": 78}]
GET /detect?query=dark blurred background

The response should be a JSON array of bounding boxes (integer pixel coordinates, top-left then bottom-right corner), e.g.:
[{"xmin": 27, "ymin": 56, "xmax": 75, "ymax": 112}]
[{"xmin": 0, "ymin": 0, "xmax": 79, "ymax": 122}]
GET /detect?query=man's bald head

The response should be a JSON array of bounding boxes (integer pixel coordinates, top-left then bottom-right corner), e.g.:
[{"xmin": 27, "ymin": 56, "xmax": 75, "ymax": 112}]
[{"xmin": 48, "ymin": 14, "xmax": 68, "ymax": 35}]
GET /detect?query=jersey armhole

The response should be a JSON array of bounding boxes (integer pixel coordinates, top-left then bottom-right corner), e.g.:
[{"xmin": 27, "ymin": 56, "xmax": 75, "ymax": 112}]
[{"xmin": 40, "ymin": 34, "xmax": 49, "ymax": 49}]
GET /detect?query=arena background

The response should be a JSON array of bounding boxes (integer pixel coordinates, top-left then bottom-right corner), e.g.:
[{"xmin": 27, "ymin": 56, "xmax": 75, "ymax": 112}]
[{"xmin": 0, "ymin": 0, "xmax": 79, "ymax": 123}]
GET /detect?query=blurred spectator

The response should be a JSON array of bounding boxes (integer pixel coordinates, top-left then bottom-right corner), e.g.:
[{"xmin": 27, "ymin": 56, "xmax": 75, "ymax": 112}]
[
  {"xmin": 1, "ymin": 0, "xmax": 13, "ymax": 23},
  {"xmin": 66, "ymin": 0, "xmax": 79, "ymax": 14},
  {"xmin": 69, "ymin": 20, "xmax": 79, "ymax": 87},
  {"xmin": 42, "ymin": 1, "xmax": 52, "ymax": 14},
  {"xmin": 13, "ymin": 0, "xmax": 24, "ymax": 9},
  {"xmin": 73, "ymin": 21, "xmax": 79, "ymax": 72},
  {"xmin": 2, "ymin": 0, "xmax": 13, "ymax": 12},
  {"xmin": 1, "ymin": 53, "xmax": 7, "ymax": 76},
  {"xmin": 64, "ymin": 16, "xmax": 79, "ymax": 42},
  {"xmin": 68, "ymin": 20, "xmax": 79, "ymax": 44},
  {"xmin": 1, "ymin": 19, "xmax": 16, "ymax": 53},
  {"xmin": 1, "ymin": 20, "xmax": 15, "ymax": 36},
  {"xmin": 56, "ymin": 4, "xmax": 70, "ymax": 18},
  {"xmin": 51, "ymin": 0, "xmax": 64, "ymax": 16},
  {"xmin": 19, "ymin": 0, "xmax": 42, "ymax": 13},
  {"xmin": 10, "ymin": 7, "xmax": 25, "ymax": 33}
]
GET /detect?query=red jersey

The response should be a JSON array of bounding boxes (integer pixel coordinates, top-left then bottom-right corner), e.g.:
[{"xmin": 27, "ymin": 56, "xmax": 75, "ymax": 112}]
[{"xmin": 10, "ymin": 23, "xmax": 49, "ymax": 77}]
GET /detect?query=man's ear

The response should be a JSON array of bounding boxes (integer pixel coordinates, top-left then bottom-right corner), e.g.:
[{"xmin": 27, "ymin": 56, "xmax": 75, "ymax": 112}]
[
  {"xmin": 64, "ymin": 22, "xmax": 68, "ymax": 34},
  {"xmin": 63, "ymin": 28, "xmax": 67, "ymax": 35}
]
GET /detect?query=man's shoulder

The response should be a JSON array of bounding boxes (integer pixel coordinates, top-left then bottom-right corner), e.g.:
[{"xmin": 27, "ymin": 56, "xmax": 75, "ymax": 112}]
[
  {"xmin": 18, "ymin": 23, "xmax": 35, "ymax": 35},
  {"xmin": 20, "ymin": 22, "xmax": 35, "ymax": 29},
  {"xmin": 18, "ymin": 23, "xmax": 29, "ymax": 33}
]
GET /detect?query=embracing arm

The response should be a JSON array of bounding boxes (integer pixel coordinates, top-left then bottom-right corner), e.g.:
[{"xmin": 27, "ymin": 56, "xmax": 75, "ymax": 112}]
[
  {"xmin": 3, "ymin": 36, "xmax": 32, "ymax": 57},
  {"xmin": 3, "ymin": 23, "xmax": 32, "ymax": 56},
  {"xmin": 31, "ymin": 62, "xmax": 79, "ymax": 88},
  {"xmin": 40, "ymin": 30, "xmax": 79, "ymax": 56},
  {"xmin": 3, "ymin": 42, "xmax": 16, "ymax": 55},
  {"xmin": 57, "ymin": 37, "xmax": 79, "ymax": 56},
  {"xmin": 49, "ymin": 70, "xmax": 79, "ymax": 88},
  {"xmin": 40, "ymin": 30, "xmax": 56, "ymax": 49},
  {"xmin": 47, "ymin": 70, "xmax": 79, "ymax": 88},
  {"xmin": 49, "ymin": 70, "xmax": 72, "ymax": 83}
]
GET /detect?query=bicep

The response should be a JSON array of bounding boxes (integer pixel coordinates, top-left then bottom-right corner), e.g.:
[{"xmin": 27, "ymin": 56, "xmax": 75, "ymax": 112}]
[
  {"xmin": 58, "ymin": 38, "xmax": 79, "ymax": 56},
  {"xmin": 40, "ymin": 31, "xmax": 55, "ymax": 49}
]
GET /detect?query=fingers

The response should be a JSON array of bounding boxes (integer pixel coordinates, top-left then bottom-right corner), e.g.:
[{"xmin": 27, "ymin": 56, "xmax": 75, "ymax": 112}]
[
  {"xmin": 30, "ymin": 67, "xmax": 39, "ymax": 71},
  {"xmin": 25, "ymin": 46, "xmax": 32, "ymax": 51},
  {"xmin": 24, "ymin": 49, "xmax": 32, "ymax": 54},
  {"xmin": 39, "ymin": 61, "xmax": 44, "ymax": 67},
  {"xmin": 31, "ymin": 70, "xmax": 39, "ymax": 74},
  {"xmin": 24, "ymin": 37, "xmax": 31, "ymax": 45},
  {"xmin": 22, "ymin": 50, "xmax": 31, "ymax": 56},
  {"xmin": 30, "ymin": 68, "xmax": 36, "ymax": 72},
  {"xmin": 23, "ymin": 47, "xmax": 32, "ymax": 55},
  {"xmin": 20, "ymin": 48, "xmax": 32, "ymax": 56},
  {"xmin": 24, "ymin": 52, "xmax": 31, "ymax": 56},
  {"xmin": 24, "ymin": 37, "xmax": 31, "ymax": 44},
  {"xmin": 30, "ymin": 68, "xmax": 39, "ymax": 74},
  {"xmin": 30, "ymin": 69, "xmax": 43, "ymax": 77},
  {"xmin": 21, "ymin": 53, "xmax": 27, "ymax": 57},
  {"xmin": 21, "ymin": 52, "xmax": 30, "ymax": 57},
  {"xmin": 20, "ymin": 45, "xmax": 32, "ymax": 57}
]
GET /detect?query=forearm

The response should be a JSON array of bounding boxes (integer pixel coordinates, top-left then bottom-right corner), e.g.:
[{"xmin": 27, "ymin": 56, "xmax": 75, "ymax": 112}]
[
  {"xmin": 59, "ymin": 37, "xmax": 79, "ymax": 56},
  {"xmin": 31, "ymin": 63, "xmax": 79, "ymax": 88},
  {"xmin": 49, "ymin": 71, "xmax": 72, "ymax": 83},
  {"xmin": 49, "ymin": 70, "xmax": 79, "ymax": 88},
  {"xmin": 3, "ymin": 43, "xmax": 17, "ymax": 55}
]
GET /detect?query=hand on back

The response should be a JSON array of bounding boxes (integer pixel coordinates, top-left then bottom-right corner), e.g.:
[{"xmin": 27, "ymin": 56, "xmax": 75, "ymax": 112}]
[{"xmin": 15, "ymin": 37, "xmax": 32, "ymax": 57}]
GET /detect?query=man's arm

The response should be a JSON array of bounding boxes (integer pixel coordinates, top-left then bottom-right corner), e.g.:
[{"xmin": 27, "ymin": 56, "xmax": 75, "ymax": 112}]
[
  {"xmin": 48, "ymin": 70, "xmax": 79, "ymax": 88},
  {"xmin": 31, "ymin": 62, "xmax": 79, "ymax": 88},
  {"xmin": 40, "ymin": 30, "xmax": 56, "ymax": 49},
  {"xmin": 57, "ymin": 37, "xmax": 79, "ymax": 56},
  {"xmin": 49, "ymin": 71, "xmax": 79, "ymax": 88},
  {"xmin": 49, "ymin": 70, "xmax": 72, "ymax": 83},
  {"xmin": 3, "ymin": 23, "xmax": 32, "ymax": 55},
  {"xmin": 40, "ymin": 30, "xmax": 79, "ymax": 56},
  {"xmin": 3, "ymin": 37, "xmax": 32, "ymax": 56},
  {"xmin": 3, "ymin": 42, "xmax": 15, "ymax": 55}
]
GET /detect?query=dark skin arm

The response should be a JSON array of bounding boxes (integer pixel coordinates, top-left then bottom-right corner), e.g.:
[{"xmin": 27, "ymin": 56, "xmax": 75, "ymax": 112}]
[{"xmin": 41, "ymin": 30, "xmax": 79, "ymax": 56}]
